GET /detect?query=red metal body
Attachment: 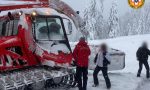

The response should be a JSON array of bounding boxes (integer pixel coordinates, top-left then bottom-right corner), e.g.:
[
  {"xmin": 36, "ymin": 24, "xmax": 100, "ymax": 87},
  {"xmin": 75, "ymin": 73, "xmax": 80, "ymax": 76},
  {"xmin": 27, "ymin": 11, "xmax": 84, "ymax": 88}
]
[{"xmin": 0, "ymin": 0, "xmax": 78, "ymax": 72}]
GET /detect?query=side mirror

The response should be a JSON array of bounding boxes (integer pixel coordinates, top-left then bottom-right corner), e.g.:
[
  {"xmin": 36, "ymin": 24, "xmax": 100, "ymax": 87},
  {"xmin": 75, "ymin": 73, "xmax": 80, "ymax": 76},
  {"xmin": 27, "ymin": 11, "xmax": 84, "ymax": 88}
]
[
  {"xmin": 31, "ymin": 16, "xmax": 36, "ymax": 23},
  {"xmin": 76, "ymin": 11, "xmax": 80, "ymax": 14},
  {"xmin": 63, "ymin": 18, "xmax": 73, "ymax": 35}
]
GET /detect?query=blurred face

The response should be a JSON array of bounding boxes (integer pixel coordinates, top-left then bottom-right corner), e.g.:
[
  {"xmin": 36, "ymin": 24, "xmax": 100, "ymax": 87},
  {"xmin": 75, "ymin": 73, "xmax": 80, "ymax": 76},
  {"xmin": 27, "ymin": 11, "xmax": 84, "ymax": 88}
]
[
  {"xmin": 143, "ymin": 42, "xmax": 148, "ymax": 48},
  {"xmin": 101, "ymin": 44, "xmax": 107, "ymax": 52}
]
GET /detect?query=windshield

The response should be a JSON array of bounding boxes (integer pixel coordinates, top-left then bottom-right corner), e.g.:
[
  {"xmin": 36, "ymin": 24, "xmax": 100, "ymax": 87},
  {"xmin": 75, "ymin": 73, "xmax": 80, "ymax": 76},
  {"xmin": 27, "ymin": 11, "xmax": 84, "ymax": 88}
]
[
  {"xmin": 33, "ymin": 17, "xmax": 65, "ymax": 41},
  {"xmin": 32, "ymin": 16, "xmax": 71, "ymax": 54}
]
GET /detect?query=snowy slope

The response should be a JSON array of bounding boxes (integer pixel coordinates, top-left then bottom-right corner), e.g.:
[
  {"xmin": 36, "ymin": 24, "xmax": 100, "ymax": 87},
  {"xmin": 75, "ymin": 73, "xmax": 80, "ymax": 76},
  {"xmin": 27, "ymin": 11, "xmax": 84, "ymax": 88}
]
[{"xmin": 69, "ymin": 34, "xmax": 150, "ymax": 90}]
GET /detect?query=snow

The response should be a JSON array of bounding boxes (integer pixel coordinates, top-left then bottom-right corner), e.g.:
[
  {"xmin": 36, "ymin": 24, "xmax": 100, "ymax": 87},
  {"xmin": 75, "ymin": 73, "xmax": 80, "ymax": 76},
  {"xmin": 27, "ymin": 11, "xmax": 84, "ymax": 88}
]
[
  {"xmin": 49, "ymin": 73, "xmax": 142, "ymax": 90},
  {"xmin": 81, "ymin": 73, "xmax": 141, "ymax": 90},
  {"xmin": 18, "ymin": 14, "xmax": 28, "ymax": 30},
  {"xmin": 69, "ymin": 34, "xmax": 150, "ymax": 90},
  {"xmin": 136, "ymin": 79, "xmax": 150, "ymax": 90},
  {"xmin": 37, "ymin": 41, "xmax": 70, "ymax": 54}
]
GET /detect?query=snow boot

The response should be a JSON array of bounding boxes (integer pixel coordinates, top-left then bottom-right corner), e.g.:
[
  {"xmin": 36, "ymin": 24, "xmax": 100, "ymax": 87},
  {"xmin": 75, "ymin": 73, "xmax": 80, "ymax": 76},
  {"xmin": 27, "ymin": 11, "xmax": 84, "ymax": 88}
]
[
  {"xmin": 107, "ymin": 86, "xmax": 111, "ymax": 90},
  {"xmin": 147, "ymin": 76, "xmax": 150, "ymax": 79},
  {"xmin": 137, "ymin": 74, "xmax": 141, "ymax": 77},
  {"xmin": 92, "ymin": 84, "xmax": 99, "ymax": 87}
]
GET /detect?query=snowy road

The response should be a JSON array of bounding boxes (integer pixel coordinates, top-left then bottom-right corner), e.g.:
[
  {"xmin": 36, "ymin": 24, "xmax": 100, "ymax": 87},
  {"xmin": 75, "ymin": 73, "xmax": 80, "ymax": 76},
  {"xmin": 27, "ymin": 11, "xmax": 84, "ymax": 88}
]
[
  {"xmin": 136, "ymin": 79, "xmax": 150, "ymax": 90},
  {"xmin": 50, "ymin": 73, "xmax": 142, "ymax": 90}
]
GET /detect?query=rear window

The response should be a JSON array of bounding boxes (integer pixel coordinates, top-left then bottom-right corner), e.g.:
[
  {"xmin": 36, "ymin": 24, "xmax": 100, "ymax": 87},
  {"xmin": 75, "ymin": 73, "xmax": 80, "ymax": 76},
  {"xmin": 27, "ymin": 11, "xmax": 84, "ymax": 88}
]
[{"xmin": 0, "ymin": 19, "xmax": 19, "ymax": 36}]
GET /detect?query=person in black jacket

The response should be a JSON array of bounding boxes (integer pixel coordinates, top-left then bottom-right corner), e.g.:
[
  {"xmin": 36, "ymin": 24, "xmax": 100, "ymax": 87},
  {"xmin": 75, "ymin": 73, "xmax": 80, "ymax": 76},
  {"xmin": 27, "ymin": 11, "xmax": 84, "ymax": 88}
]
[
  {"xmin": 93, "ymin": 43, "xmax": 111, "ymax": 89},
  {"xmin": 136, "ymin": 42, "xmax": 150, "ymax": 78}
]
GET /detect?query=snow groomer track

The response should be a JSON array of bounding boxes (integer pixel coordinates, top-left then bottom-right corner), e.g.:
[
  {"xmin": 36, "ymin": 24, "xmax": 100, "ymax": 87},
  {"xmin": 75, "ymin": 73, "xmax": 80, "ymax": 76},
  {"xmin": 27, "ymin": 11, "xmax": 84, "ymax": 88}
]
[{"xmin": 0, "ymin": 66, "xmax": 77, "ymax": 90}]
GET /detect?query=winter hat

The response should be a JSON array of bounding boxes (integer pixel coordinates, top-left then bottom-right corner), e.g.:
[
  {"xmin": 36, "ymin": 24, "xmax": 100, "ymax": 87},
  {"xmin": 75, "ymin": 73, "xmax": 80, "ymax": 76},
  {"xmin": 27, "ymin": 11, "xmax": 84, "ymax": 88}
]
[{"xmin": 79, "ymin": 37, "xmax": 86, "ymax": 41}]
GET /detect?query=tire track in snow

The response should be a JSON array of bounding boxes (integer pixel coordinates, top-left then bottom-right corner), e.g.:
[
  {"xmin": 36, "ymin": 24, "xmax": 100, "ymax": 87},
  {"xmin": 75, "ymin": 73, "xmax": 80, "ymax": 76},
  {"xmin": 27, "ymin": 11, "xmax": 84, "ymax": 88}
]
[
  {"xmin": 49, "ymin": 73, "xmax": 142, "ymax": 90},
  {"xmin": 136, "ymin": 78, "xmax": 150, "ymax": 90}
]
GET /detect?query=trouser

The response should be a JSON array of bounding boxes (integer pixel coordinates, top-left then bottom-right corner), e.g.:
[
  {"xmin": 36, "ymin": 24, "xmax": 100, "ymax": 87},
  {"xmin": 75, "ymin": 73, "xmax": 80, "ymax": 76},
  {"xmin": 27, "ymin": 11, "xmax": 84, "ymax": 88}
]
[
  {"xmin": 137, "ymin": 61, "xmax": 150, "ymax": 78},
  {"xmin": 93, "ymin": 66, "xmax": 111, "ymax": 88},
  {"xmin": 76, "ymin": 67, "xmax": 88, "ymax": 90}
]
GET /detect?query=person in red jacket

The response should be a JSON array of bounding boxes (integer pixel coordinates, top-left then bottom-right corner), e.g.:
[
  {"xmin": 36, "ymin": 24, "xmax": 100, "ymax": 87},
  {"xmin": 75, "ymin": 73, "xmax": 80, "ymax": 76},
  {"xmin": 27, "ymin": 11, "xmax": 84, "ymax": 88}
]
[{"xmin": 73, "ymin": 37, "xmax": 91, "ymax": 90}]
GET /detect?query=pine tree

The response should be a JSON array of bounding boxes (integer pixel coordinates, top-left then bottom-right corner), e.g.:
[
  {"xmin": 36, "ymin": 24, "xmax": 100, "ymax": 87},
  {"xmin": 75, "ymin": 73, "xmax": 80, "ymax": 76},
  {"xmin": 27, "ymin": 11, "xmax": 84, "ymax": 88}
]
[
  {"xmin": 94, "ymin": 0, "xmax": 105, "ymax": 39},
  {"xmin": 108, "ymin": 0, "xmax": 120, "ymax": 38},
  {"xmin": 84, "ymin": 0, "xmax": 106, "ymax": 40}
]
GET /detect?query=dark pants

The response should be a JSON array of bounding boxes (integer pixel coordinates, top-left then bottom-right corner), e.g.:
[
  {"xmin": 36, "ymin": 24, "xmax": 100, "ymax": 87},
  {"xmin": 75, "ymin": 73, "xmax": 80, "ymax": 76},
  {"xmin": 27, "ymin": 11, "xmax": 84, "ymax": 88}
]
[
  {"xmin": 93, "ymin": 66, "xmax": 111, "ymax": 88},
  {"xmin": 137, "ymin": 61, "xmax": 150, "ymax": 78},
  {"xmin": 76, "ymin": 67, "xmax": 88, "ymax": 90}
]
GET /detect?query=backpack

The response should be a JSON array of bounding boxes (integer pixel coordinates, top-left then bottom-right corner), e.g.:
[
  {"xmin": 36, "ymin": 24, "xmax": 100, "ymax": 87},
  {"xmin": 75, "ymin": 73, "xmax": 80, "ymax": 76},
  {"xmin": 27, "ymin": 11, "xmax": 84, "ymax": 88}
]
[
  {"xmin": 94, "ymin": 53, "xmax": 98, "ymax": 64},
  {"xmin": 103, "ymin": 52, "xmax": 110, "ymax": 67}
]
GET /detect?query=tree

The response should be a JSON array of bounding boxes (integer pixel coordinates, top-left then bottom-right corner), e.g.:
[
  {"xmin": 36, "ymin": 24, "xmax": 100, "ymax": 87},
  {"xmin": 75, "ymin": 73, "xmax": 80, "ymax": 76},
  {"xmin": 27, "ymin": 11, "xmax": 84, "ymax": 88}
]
[
  {"xmin": 119, "ymin": 2, "xmax": 150, "ymax": 36},
  {"xmin": 84, "ymin": 0, "xmax": 106, "ymax": 40},
  {"xmin": 108, "ymin": 0, "xmax": 120, "ymax": 38}
]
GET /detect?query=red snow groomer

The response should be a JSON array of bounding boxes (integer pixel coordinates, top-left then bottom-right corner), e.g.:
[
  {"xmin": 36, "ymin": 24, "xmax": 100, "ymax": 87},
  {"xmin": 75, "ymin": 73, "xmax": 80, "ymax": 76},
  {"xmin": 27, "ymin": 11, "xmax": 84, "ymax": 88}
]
[{"xmin": 0, "ymin": 0, "xmax": 87, "ymax": 90}]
